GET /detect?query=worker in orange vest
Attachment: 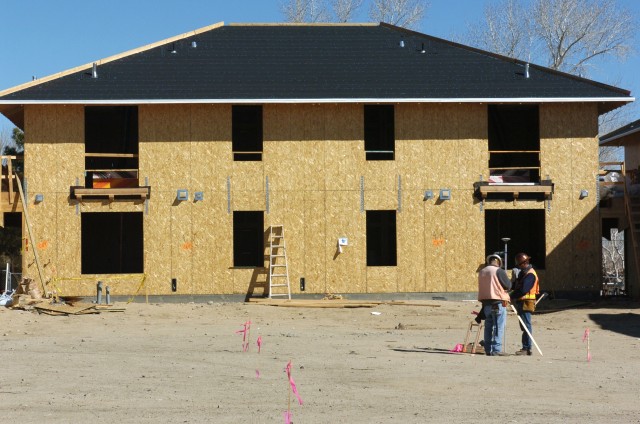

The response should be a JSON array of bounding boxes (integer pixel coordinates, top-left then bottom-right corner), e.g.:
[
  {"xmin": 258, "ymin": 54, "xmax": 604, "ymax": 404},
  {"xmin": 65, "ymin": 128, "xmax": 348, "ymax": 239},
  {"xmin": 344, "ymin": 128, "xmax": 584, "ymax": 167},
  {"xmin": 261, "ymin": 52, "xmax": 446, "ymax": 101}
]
[{"xmin": 510, "ymin": 253, "xmax": 540, "ymax": 356}]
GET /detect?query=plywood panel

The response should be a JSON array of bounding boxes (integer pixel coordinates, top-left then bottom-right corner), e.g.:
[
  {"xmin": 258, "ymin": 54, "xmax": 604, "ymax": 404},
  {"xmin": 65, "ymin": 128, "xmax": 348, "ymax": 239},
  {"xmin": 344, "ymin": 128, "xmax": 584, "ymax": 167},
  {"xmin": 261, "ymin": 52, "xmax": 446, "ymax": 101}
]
[
  {"xmin": 366, "ymin": 266, "xmax": 397, "ymax": 293},
  {"xmin": 143, "ymin": 190, "xmax": 173, "ymax": 295},
  {"xmin": 24, "ymin": 198, "xmax": 57, "ymax": 294},
  {"xmin": 363, "ymin": 162, "xmax": 397, "ymax": 191},
  {"xmin": 190, "ymin": 104, "xmax": 232, "ymax": 192},
  {"xmin": 325, "ymin": 190, "xmax": 365, "ymax": 293},
  {"xmin": 56, "ymin": 194, "xmax": 81, "ymax": 284},
  {"xmin": 364, "ymin": 190, "xmax": 397, "ymax": 210},
  {"xmin": 545, "ymin": 189, "xmax": 573, "ymax": 293},
  {"xmin": 424, "ymin": 198, "xmax": 448, "ymax": 292},
  {"xmin": 303, "ymin": 190, "xmax": 326, "ymax": 293},
  {"xmin": 398, "ymin": 190, "xmax": 425, "ymax": 292},
  {"xmin": 444, "ymin": 193, "xmax": 483, "ymax": 292},
  {"xmin": 283, "ymin": 191, "xmax": 305, "ymax": 294},
  {"xmin": 232, "ymin": 161, "xmax": 264, "ymax": 191},
  {"xmin": 171, "ymin": 196, "xmax": 193, "ymax": 295},
  {"xmin": 325, "ymin": 104, "xmax": 362, "ymax": 191},
  {"xmin": 139, "ymin": 105, "xmax": 192, "ymax": 190},
  {"xmin": 232, "ymin": 190, "xmax": 266, "ymax": 211},
  {"xmin": 24, "ymin": 105, "xmax": 84, "ymax": 194}
]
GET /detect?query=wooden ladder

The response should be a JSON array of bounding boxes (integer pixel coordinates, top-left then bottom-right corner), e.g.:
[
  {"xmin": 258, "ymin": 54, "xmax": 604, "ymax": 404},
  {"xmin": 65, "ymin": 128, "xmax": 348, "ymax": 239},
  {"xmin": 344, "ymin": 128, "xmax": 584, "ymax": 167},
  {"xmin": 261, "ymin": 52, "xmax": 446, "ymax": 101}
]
[{"xmin": 268, "ymin": 225, "xmax": 291, "ymax": 299}]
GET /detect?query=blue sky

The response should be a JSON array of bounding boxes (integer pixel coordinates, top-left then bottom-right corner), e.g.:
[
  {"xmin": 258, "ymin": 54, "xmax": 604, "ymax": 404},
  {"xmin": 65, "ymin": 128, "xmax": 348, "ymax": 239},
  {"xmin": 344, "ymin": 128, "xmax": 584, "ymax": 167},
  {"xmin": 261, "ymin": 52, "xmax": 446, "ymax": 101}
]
[{"xmin": 1, "ymin": 0, "xmax": 638, "ymax": 136}]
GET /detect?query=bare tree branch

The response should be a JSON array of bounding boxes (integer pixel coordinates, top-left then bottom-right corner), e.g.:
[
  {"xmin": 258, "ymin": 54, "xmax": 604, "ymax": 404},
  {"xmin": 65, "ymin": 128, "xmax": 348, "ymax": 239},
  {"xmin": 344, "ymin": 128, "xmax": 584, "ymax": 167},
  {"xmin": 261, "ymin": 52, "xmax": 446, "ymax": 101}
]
[
  {"xmin": 281, "ymin": 0, "xmax": 331, "ymax": 23},
  {"xmin": 331, "ymin": 0, "xmax": 364, "ymax": 22},
  {"xmin": 533, "ymin": 0, "xmax": 635, "ymax": 75},
  {"xmin": 465, "ymin": 0, "xmax": 533, "ymax": 59},
  {"xmin": 369, "ymin": 0, "xmax": 429, "ymax": 30}
]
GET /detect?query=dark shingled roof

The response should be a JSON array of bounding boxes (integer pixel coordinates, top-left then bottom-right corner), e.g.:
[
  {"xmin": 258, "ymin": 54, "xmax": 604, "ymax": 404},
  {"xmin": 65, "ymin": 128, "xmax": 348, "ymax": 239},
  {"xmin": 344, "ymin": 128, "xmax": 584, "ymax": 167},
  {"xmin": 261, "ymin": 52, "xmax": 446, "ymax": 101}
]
[
  {"xmin": 0, "ymin": 23, "xmax": 632, "ymax": 106},
  {"xmin": 600, "ymin": 118, "xmax": 640, "ymax": 145}
]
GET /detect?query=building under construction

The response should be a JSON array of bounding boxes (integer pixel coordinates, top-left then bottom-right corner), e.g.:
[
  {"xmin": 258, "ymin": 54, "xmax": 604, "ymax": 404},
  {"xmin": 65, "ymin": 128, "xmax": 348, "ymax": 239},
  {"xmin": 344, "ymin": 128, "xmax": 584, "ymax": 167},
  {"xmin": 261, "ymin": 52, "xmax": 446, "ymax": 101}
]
[{"xmin": 0, "ymin": 22, "xmax": 634, "ymax": 299}]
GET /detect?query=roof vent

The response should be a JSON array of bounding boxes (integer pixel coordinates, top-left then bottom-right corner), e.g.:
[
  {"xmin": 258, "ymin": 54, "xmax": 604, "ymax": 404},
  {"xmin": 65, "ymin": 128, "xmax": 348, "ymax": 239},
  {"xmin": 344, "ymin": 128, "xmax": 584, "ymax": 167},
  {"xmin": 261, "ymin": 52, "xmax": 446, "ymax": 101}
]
[
  {"xmin": 525, "ymin": 63, "xmax": 530, "ymax": 79},
  {"xmin": 170, "ymin": 43, "xmax": 177, "ymax": 54},
  {"xmin": 91, "ymin": 62, "xmax": 98, "ymax": 79},
  {"xmin": 191, "ymin": 41, "xmax": 197, "ymax": 48},
  {"xmin": 420, "ymin": 43, "xmax": 426, "ymax": 54},
  {"xmin": 399, "ymin": 39, "xmax": 405, "ymax": 48}
]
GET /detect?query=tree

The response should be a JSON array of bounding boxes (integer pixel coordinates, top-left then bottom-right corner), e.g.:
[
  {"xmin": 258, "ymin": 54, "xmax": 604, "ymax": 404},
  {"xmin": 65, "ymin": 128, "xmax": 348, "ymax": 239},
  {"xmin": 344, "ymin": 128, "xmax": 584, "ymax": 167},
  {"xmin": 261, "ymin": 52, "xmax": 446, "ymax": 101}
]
[
  {"xmin": 280, "ymin": 0, "xmax": 429, "ymax": 29},
  {"xmin": 3, "ymin": 127, "xmax": 24, "ymax": 155},
  {"xmin": 281, "ymin": 0, "xmax": 331, "ymax": 23},
  {"xmin": 465, "ymin": 0, "xmax": 635, "ymax": 76},
  {"xmin": 466, "ymin": 0, "xmax": 533, "ymax": 60},
  {"xmin": 368, "ymin": 0, "xmax": 428, "ymax": 29},
  {"xmin": 332, "ymin": 0, "xmax": 364, "ymax": 22}
]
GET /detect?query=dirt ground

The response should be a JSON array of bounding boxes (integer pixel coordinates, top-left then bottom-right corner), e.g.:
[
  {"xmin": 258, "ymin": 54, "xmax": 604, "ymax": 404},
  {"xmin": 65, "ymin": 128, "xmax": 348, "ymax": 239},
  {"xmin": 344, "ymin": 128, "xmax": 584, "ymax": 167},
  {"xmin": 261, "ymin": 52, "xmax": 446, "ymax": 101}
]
[{"xmin": 1, "ymin": 297, "xmax": 639, "ymax": 423}]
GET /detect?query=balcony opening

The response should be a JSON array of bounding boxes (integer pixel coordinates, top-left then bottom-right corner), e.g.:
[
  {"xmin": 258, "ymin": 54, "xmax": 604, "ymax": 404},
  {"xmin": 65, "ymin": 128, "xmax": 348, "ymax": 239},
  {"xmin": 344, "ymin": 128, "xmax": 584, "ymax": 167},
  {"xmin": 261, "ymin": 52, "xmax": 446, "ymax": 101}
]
[
  {"xmin": 85, "ymin": 106, "xmax": 139, "ymax": 189},
  {"xmin": 81, "ymin": 212, "xmax": 143, "ymax": 274},
  {"xmin": 488, "ymin": 105, "xmax": 540, "ymax": 183},
  {"xmin": 232, "ymin": 105, "xmax": 263, "ymax": 161},
  {"xmin": 365, "ymin": 105, "xmax": 395, "ymax": 161}
]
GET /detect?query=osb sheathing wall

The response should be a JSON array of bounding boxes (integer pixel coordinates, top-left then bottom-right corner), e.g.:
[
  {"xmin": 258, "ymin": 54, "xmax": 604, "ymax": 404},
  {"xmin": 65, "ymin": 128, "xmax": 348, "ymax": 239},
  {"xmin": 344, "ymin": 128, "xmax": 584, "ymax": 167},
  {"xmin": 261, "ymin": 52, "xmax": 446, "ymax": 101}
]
[
  {"xmin": 539, "ymin": 103, "xmax": 600, "ymax": 294},
  {"xmin": 20, "ymin": 102, "xmax": 600, "ymax": 297}
]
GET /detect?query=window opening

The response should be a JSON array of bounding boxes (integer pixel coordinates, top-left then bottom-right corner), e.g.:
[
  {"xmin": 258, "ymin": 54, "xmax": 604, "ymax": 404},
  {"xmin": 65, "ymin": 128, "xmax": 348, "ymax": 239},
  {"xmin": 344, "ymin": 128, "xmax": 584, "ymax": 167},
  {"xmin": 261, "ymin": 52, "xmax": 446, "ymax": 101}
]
[
  {"xmin": 85, "ymin": 106, "xmax": 139, "ymax": 188},
  {"xmin": 232, "ymin": 105, "xmax": 263, "ymax": 161},
  {"xmin": 488, "ymin": 105, "xmax": 540, "ymax": 183},
  {"xmin": 366, "ymin": 210, "xmax": 397, "ymax": 266},
  {"xmin": 485, "ymin": 209, "xmax": 545, "ymax": 269},
  {"xmin": 233, "ymin": 211, "xmax": 264, "ymax": 267},
  {"xmin": 81, "ymin": 212, "xmax": 143, "ymax": 274},
  {"xmin": 364, "ymin": 105, "xmax": 395, "ymax": 160}
]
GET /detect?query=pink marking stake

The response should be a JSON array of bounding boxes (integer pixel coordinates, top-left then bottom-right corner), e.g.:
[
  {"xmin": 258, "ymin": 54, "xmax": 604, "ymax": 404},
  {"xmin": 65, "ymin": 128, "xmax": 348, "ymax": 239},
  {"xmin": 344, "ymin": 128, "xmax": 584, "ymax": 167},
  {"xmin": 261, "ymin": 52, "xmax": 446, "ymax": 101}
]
[
  {"xmin": 235, "ymin": 320, "xmax": 252, "ymax": 352},
  {"xmin": 283, "ymin": 360, "xmax": 303, "ymax": 424},
  {"xmin": 257, "ymin": 335, "xmax": 263, "ymax": 353},
  {"xmin": 582, "ymin": 328, "xmax": 591, "ymax": 362}
]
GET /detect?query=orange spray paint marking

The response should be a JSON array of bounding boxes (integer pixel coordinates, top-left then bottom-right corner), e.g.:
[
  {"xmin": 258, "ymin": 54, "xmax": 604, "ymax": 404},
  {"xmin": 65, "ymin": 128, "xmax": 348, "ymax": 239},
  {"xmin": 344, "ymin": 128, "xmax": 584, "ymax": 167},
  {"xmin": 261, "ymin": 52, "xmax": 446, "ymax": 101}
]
[
  {"xmin": 37, "ymin": 240, "xmax": 49, "ymax": 250},
  {"xmin": 181, "ymin": 241, "xmax": 193, "ymax": 250}
]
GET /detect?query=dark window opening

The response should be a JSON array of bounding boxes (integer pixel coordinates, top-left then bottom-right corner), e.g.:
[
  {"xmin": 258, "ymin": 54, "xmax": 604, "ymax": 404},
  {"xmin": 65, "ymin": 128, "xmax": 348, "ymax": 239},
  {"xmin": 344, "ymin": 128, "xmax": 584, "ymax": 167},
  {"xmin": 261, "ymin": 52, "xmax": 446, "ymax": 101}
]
[
  {"xmin": 488, "ymin": 105, "xmax": 540, "ymax": 183},
  {"xmin": 366, "ymin": 210, "xmax": 397, "ymax": 266},
  {"xmin": 84, "ymin": 106, "xmax": 139, "ymax": 188},
  {"xmin": 365, "ymin": 105, "xmax": 395, "ymax": 160},
  {"xmin": 485, "ymin": 209, "xmax": 545, "ymax": 269},
  {"xmin": 232, "ymin": 105, "xmax": 263, "ymax": 161},
  {"xmin": 602, "ymin": 218, "xmax": 619, "ymax": 240},
  {"xmin": 81, "ymin": 212, "xmax": 143, "ymax": 274},
  {"xmin": 233, "ymin": 211, "xmax": 264, "ymax": 267},
  {"xmin": 0, "ymin": 212, "xmax": 22, "ymax": 275}
]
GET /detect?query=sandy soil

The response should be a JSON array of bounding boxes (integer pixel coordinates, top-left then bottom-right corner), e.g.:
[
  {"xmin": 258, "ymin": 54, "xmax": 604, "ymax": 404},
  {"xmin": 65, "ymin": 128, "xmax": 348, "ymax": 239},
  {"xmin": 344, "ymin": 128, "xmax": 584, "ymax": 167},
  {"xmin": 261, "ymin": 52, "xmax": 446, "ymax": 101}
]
[{"xmin": 1, "ymin": 298, "xmax": 639, "ymax": 424}]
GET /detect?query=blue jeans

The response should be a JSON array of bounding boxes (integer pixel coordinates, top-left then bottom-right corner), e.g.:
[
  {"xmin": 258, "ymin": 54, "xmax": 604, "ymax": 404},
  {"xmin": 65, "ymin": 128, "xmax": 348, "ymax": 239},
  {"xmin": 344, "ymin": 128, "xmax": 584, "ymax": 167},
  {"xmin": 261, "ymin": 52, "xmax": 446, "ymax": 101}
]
[
  {"xmin": 516, "ymin": 303, "xmax": 532, "ymax": 350},
  {"xmin": 483, "ymin": 302, "xmax": 506, "ymax": 355}
]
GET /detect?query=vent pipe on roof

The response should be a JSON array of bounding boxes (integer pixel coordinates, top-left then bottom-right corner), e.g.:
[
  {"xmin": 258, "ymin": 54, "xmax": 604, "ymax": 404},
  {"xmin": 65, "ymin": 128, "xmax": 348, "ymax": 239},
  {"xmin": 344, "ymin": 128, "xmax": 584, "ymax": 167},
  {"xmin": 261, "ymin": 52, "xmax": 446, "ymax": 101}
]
[
  {"xmin": 420, "ymin": 43, "xmax": 425, "ymax": 54},
  {"xmin": 399, "ymin": 39, "xmax": 405, "ymax": 48},
  {"xmin": 525, "ymin": 63, "xmax": 530, "ymax": 79},
  {"xmin": 191, "ymin": 41, "xmax": 197, "ymax": 48},
  {"xmin": 91, "ymin": 62, "xmax": 98, "ymax": 79}
]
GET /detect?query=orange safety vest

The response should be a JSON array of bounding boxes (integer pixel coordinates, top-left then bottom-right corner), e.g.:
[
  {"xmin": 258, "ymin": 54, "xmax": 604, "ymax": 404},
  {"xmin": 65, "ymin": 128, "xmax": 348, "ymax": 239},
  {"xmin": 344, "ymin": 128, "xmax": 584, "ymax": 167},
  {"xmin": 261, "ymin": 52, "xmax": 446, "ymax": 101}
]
[{"xmin": 519, "ymin": 267, "xmax": 540, "ymax": 300}]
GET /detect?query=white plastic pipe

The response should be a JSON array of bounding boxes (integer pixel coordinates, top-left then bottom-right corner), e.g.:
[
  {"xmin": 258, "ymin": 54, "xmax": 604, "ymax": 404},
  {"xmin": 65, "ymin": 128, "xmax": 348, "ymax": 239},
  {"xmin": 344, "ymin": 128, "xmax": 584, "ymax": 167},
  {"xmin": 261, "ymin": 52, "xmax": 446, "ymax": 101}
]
[{"xmin": 4, "ymin": 263, "xmax": 8, "ymax": 293}]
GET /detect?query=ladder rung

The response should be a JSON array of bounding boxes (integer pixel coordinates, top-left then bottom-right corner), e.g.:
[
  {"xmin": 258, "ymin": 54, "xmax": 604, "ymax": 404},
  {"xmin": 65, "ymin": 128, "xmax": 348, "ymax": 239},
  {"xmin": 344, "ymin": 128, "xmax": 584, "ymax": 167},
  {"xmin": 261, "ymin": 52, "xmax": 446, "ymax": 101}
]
[
  {"xmin": 271, "ymin": 274, "xmax": 288, "ymax": 277},
  {"xmin": 271, "ymin": 264, "xmax": 286, "ymax": 267},
  {"xmin": 270, "ymin": 293, "xmax": 290, "ymax": 297},
  {"xmin": 271, "ymin": 283, "xmax": 289, "ymax": 287},
  {"xmin": 271, "ymin": 254, "xmax": 286, "ymax": 257},
  {"xmin": 271, "ymin": 245, "xmax": 285, "ymax": 248}
]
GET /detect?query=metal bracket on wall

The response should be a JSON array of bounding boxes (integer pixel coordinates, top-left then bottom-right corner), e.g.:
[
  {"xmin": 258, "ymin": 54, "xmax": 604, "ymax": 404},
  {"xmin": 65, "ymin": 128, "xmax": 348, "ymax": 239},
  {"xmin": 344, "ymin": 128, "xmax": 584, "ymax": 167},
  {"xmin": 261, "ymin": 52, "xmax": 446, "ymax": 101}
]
[
  {"xmin": 397, "ymin": 175, "xmax": 402, "ymax": 212},
  {"xmin": 595, "ymin": 175, "xmax": 600, "ymax": 212},
  {"xmin": 479, "ymin": 174, "xmax": 484, "ymax": 213},
  {"xmin": 144, "ymin": 177, "xmax": 149, "ymax": 215},
  {"xmin": 226, "ymin": 176, "xmax": 231, "ymax": 214},
  {"xmin": 75, "ymin": 177, "xmax": 80, "ymax": 215},
  {"xmin": 360, "ymin": 176, "xmax": 364, "ymax": 213},
  {"xmin": 266, "ymin": 176, "xmax": 270, "ymax": 214},
  {"xmin": 546, "ymin": 174, "xmax": 551, "ymax": 214}
]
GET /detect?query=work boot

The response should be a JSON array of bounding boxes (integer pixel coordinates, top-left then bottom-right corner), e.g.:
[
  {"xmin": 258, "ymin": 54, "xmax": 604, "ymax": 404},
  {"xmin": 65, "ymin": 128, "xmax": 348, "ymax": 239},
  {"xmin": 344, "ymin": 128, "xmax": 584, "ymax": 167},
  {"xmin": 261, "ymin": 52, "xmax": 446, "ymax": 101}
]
[
  {"xmin": 515, "ymin": 349, "xmax": 532, "ymax": 356},
  {"xmin": 490, "ymin": 352, "xmax": 510, "ymax": 356}
]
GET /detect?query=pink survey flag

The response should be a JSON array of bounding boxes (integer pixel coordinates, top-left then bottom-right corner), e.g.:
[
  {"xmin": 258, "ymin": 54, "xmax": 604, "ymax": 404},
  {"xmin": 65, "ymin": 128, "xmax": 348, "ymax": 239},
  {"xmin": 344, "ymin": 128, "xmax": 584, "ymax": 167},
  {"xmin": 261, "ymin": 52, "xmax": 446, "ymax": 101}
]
[
  {"xmin": 257, "ymin": 335, "xmax": 263, "ymax": 353},
  {"xmin": 235, "ymin": 320, "xmax": 252, "ymax": 352},
  {"xmin": 285, "ymin": 360, "xmax": 304, "ymax": 405},
  {"xmin": 283, "ymin": 410, "xmax": 292, "ymax": 424}
]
